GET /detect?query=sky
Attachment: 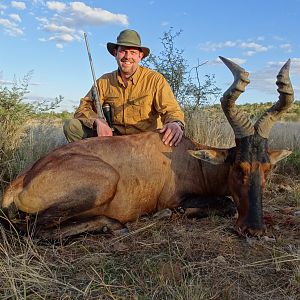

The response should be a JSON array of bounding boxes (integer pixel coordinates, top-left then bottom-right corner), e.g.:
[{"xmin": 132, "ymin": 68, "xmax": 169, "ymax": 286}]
[{"xmin": 0, "ymin": 0, "xmax": 299, "ymax": 112}]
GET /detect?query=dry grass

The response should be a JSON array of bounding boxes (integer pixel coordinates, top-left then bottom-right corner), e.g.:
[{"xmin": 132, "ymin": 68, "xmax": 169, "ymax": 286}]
[
  {"xmin": 1, "ymin": 185, "xmax": 299, "ymax": 299},
  {"xmin": 185, "ymin": 109, "xmax": 234, "ymax": 148},
  {"xmin": 269, "ymin": 122, "xmax": 300, "ymax": 151},
  {"xmin": 0, "ymin": 119, "xmax": 67, "ymax": 188},
  {"xmin": 0, "ymin": 115, "xmax": 299, "ymax": 299},
  {"xmin": 185, "ymin": 108, "xmax": 300, "ymax": 151}
]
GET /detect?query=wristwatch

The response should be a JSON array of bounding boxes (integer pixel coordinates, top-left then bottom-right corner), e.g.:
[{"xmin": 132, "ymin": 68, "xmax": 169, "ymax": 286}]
[{"xmin": 173, "ymin": 121, "xmax": 185, "ymax": 131}]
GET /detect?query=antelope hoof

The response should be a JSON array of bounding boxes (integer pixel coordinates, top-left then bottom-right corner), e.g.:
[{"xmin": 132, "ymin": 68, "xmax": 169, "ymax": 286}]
[
  {"xmin": 153, "ymin": 208, "xmax": 173, "ymax": 220},
  {"xmin": 237, "ymin": 224, "xmax": 266, "ymax": 237}
]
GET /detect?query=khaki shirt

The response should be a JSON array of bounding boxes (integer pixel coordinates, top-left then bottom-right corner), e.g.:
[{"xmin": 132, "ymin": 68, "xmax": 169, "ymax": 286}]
[{"xmin": 74, "ymin": 66, "xmax": 185, "ymax": 135}]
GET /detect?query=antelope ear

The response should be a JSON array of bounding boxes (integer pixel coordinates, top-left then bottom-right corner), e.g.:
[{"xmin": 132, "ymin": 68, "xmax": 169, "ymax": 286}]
[
  {"xmin": 269, "ymin": 150, "xmax": 292, "ymax": 165},
  {"xmin": 188, "ymin": 149, "xmax": 229, "ymax": 165}
]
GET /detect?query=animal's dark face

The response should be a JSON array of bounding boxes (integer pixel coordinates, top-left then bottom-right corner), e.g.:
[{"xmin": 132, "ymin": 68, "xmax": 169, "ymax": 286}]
[
  {"xmin": 189, "ymin": 134, "xmax": 290, "ymax": 237},
  {"xmin": 228, "ymin": 135, "xmax": 272, "ymax": 236}
]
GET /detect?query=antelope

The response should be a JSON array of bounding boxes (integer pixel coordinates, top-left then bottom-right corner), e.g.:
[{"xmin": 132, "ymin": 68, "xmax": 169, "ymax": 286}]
[{"xmin": 1, "ymin": 57, "xmax": 294, "ymax": 239}]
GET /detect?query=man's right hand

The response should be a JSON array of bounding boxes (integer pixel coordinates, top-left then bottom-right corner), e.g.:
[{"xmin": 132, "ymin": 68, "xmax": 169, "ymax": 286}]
[{"xmin": 94, "ymin": 118, "xmax": 113, "ymax": 137}]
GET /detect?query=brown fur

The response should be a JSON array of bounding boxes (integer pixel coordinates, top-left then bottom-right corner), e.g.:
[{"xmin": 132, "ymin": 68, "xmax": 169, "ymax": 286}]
[
  {"xmin": 2, "ymin": 132, "xmax": 232, "ymax": 237},
  {"xmin": 2, "ymin": 131, "xmax": 290, "ymax": 238}
]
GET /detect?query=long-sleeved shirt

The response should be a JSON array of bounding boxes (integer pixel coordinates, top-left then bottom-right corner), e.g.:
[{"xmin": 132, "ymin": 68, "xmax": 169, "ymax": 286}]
[{"xmin": 74, "ymin": 65, "xmax": 185, "ymax": 135}]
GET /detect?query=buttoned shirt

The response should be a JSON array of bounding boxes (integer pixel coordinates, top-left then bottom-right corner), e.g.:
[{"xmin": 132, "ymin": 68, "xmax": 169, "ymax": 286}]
[{"xmin": 74, "ymin": 65, "xmax": 185, "ymax": 135}]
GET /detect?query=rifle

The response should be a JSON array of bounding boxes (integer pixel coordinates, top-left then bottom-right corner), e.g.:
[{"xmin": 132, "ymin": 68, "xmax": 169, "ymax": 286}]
[{"xmin": 83, "ymin": 32, "xmax": 114, "ymax": 131}]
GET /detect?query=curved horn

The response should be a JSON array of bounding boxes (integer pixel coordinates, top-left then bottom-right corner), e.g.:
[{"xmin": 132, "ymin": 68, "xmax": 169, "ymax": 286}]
[
  {"xmin": 219, "ymin": 56, "xmax": 255, "ymax": 138},
  {"xmin": 254, "ymin": 59, "xmax": 294, "ymax": 138}
]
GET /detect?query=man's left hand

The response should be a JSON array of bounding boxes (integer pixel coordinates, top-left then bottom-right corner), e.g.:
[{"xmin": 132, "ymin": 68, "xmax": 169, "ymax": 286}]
[{"xmin": 159, "ymin": 122, "xmax": 184, "ymax": 147}]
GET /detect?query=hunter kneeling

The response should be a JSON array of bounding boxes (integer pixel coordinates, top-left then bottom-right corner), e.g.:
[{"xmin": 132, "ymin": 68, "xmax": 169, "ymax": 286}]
[{"xmin": 64, "ymin": 29, "xmax": 185, "ymax": 147}]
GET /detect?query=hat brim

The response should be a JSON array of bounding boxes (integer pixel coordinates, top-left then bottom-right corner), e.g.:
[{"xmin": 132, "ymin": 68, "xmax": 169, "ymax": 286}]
[{"xmin": 107, "ymin": 42, "xmax": 150, "ymax": 59}]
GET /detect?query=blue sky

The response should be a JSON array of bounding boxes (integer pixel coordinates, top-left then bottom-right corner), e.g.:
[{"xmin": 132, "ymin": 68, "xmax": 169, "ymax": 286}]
[{"xmin": 0, "ymin": 0, "xmax": 299, "ymax": 112}]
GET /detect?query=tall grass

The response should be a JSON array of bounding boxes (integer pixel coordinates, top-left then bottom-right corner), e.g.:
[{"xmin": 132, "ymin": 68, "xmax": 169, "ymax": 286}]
[
  {"xmin": 14, "ymin": 119, "xmax": 67, "ymax": 172},
  {"xmin": 185, "ymin": 108, "xmax": 300, "ymax": 151},
  {"xmin": 269, "ymin": 122, "xmax": 300, "ymax": 151},
  {"xmin": 185, "ymin": 109, "xmax": 234, "ymax": 147},
  {"xmin": 0, "ymin": 119, "xmax": 67, "ymax": 196}
]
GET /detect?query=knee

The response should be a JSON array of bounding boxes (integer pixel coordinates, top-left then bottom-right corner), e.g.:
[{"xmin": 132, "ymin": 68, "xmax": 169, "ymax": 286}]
[{"xmin": 63, "ymin": 119, "xmax": 84, "ymax": 142}]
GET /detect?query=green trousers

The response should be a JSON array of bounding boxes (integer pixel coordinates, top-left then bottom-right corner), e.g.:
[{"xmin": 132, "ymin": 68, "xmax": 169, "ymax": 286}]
[{"xmin": 63, "ymin": 119, "xmax": 96, "ymax": 142}]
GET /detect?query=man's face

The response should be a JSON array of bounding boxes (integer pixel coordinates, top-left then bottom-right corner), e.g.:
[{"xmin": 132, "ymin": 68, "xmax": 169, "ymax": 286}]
[{"xmin": 114, "ymin": 46, "xmax": 144, "ymax": 78}]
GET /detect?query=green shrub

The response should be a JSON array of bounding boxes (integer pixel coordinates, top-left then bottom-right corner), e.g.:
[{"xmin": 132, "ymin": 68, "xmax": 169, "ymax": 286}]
[
  {"xmin": 0, "ymin": 74, "xmax": 35, "ymax": 189},
  {"xmin": 279, "ymin": 151, "xmax": 300, "ymax": 175},
  {"xmin": 0, "ymin": 74, "xmax": 63, "ymax": 191}
]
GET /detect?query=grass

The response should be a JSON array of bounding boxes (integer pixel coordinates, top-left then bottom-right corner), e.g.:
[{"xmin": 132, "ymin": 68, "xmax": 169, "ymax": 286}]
[
  {"xmin": 0, "ymin": 119, "xmax": 67, "ymax": 189},
  {"xmin": 0, "ymin": 206, "xmax": 299, "ymax": 299},
  {"xmin": 0, "ymin": 111, "xmax": 299, "ymax": 299}
]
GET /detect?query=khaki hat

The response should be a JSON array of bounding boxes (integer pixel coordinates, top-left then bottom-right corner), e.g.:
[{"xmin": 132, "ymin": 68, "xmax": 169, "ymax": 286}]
[{"xmin": 107, "ymin": 29, "xmax": 150, "ymax": 58}]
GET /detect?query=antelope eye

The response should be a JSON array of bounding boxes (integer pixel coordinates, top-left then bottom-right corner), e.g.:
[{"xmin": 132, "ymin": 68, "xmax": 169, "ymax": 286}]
[{"xmin": 235, "ymin": 164, "xmax": 249, "ymax": 180}]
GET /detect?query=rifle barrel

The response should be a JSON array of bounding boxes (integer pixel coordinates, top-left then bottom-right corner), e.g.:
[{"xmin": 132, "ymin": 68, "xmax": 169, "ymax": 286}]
[{"xmin": 83, "ymin": 32, "xmax": 105, "ymax": 119}]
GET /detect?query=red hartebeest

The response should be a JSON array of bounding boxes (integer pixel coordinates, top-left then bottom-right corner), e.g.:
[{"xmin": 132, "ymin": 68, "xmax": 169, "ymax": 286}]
[{"xmin": 1, "ymin": 57, "xmax": 294, "ymax": 238}]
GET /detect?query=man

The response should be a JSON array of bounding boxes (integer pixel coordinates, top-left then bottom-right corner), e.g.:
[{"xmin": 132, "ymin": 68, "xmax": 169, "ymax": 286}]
[{"xmin": 64, "ymin": 29, "xmax": 185, "ymax": 146}]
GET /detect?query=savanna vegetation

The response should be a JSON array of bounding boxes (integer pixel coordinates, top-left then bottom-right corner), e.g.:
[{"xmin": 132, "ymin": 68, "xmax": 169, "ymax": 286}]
[{"xmin": 0, "ymin": 29, "xmax": 299, "ymax": 299}]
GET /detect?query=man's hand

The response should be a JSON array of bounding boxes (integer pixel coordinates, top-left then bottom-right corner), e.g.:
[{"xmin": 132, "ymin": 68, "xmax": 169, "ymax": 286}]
[
  {"xmin": 94, "ymin": 118, "xmax": 113, "ymax": 137},
  {"xmin": 159, "ymin": 122, "xmax": 184, "ymax": 147}
]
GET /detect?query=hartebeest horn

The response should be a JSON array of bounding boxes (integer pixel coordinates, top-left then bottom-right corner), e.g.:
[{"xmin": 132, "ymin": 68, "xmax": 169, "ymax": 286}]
[
  {"xmin": 254, "ymin": 59, "xmax": 294, "ymax": 138},
  {"xmin": 219, "ymin": 56, "xmax": 255, "ymax": 138}
]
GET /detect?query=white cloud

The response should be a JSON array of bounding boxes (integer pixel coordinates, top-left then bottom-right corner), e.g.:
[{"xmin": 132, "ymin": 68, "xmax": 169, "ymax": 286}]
[
  {"xmin": 56, "ymin": 43, "xmax": 63, "ymax": 48},
  {"xmin": 240, "ymin": 42, "xmax": 268, "ymax": 53},
  {"xmin": 290, "ymin": 58, "xmax": 300, "ymax": 75},
  {"xmin": 249, "ymin": 59, "xmax": 300, "ymax": 96},
  {"xmin": 43, "ymin": 23, "xmax": 74, "ymax": 34},
  {"xmin": 49, "ymin": 33, "xmax": 74, "ymax": 42},
  {"xmin": 46, "ymin": 1, "xmax": 66, "ymax": 12},
  {"xmin": 0, "ymin": 4, "xmax": 7, "ymax": 10},
  {"xmin": 227, "ymin": 57, "xmax": 246, "ymax": 65},
  {"xmin": 209, "ymin": 57, "xmax": 246, "ymax": 66},
  {"xmin": 32, "ymin": 0, "xmax": 46, "ymax": 5},
  {"xmin": 36, "ymin": 2, "xmax": 129, "ymax": 47},
  {"xmin": 267, "ymin": 58, "xmax": 300, "ymax": 76},
  {"xmin": 279, "ymin": 43, "xmax": 292, "ymax": 53},
  {"xmin": 69, "ymin": 2, "xmax": 128, "ymax": 26},
  {"xmin": 200, "ymin": 40, "xmax": 237, "ymax": 52},
  {"xmin": 244, "ymin": 51, "xmax": 256, "ymax": 57},
  {"xmin": 9, "ymin": 13, "xmax": 21, "ymax": 22},
  {"xmin": 11, "ymin": 1, "xmax": 26, "ymax": 10},
  {"xmin": 280, "ymin": 43, "xmax": 291, "ymax": 49},
  {"xmin": 35, "ymin": 16, "xmax": 48, "ymax": 24},
  {"xmin": 199, "ymin": 39, "xmax": 272, "ymax": 58},
  {"xmin": 0, "ymin": 17, "xmax": 23, "ymax": 36}
]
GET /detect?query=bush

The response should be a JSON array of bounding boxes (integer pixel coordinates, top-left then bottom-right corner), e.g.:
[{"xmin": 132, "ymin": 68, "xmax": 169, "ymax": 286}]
[
  {"xmin": 0, "ymin": 73, "xmax": 63, "ymax": 191},
  {"xmin": 0, "ymin": 74, "xmax": 35, "ymax": 189},
  {"xmin": 278, "ymin": 151, "xmax": 300, "ymax": 175}
]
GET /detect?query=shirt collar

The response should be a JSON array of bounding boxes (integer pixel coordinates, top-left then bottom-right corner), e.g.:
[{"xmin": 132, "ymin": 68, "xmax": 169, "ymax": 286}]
[{"xmin": 116, "ymin": 65, "xmax": 142, "ymax": 86}]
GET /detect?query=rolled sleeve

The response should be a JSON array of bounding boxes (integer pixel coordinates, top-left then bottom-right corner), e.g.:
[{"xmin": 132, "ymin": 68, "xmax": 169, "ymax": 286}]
[{"xmin": 154, "ymin": 75, "xmax": 185, "ymax": 125}]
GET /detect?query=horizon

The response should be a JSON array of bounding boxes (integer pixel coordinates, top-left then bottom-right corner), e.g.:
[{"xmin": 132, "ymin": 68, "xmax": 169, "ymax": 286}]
[{"xmin": 1, "ymin": 0, "xmax": 299, "ymax": 112}]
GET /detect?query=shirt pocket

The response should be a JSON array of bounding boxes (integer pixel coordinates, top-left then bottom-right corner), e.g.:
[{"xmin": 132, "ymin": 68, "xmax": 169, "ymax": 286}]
[
  {"xmin": 127, "ymin": 93, "xmax": 151, "ymax": 122},
  {"xmin": 103, "ymin": 94, "xmax": 121, "ymax": 122}
]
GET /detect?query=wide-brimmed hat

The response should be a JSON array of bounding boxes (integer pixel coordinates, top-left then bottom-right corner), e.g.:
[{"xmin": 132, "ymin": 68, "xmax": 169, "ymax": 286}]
[{"xmin": 107, "ymin": 29, "xmax": 150, "ymax": 59}]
